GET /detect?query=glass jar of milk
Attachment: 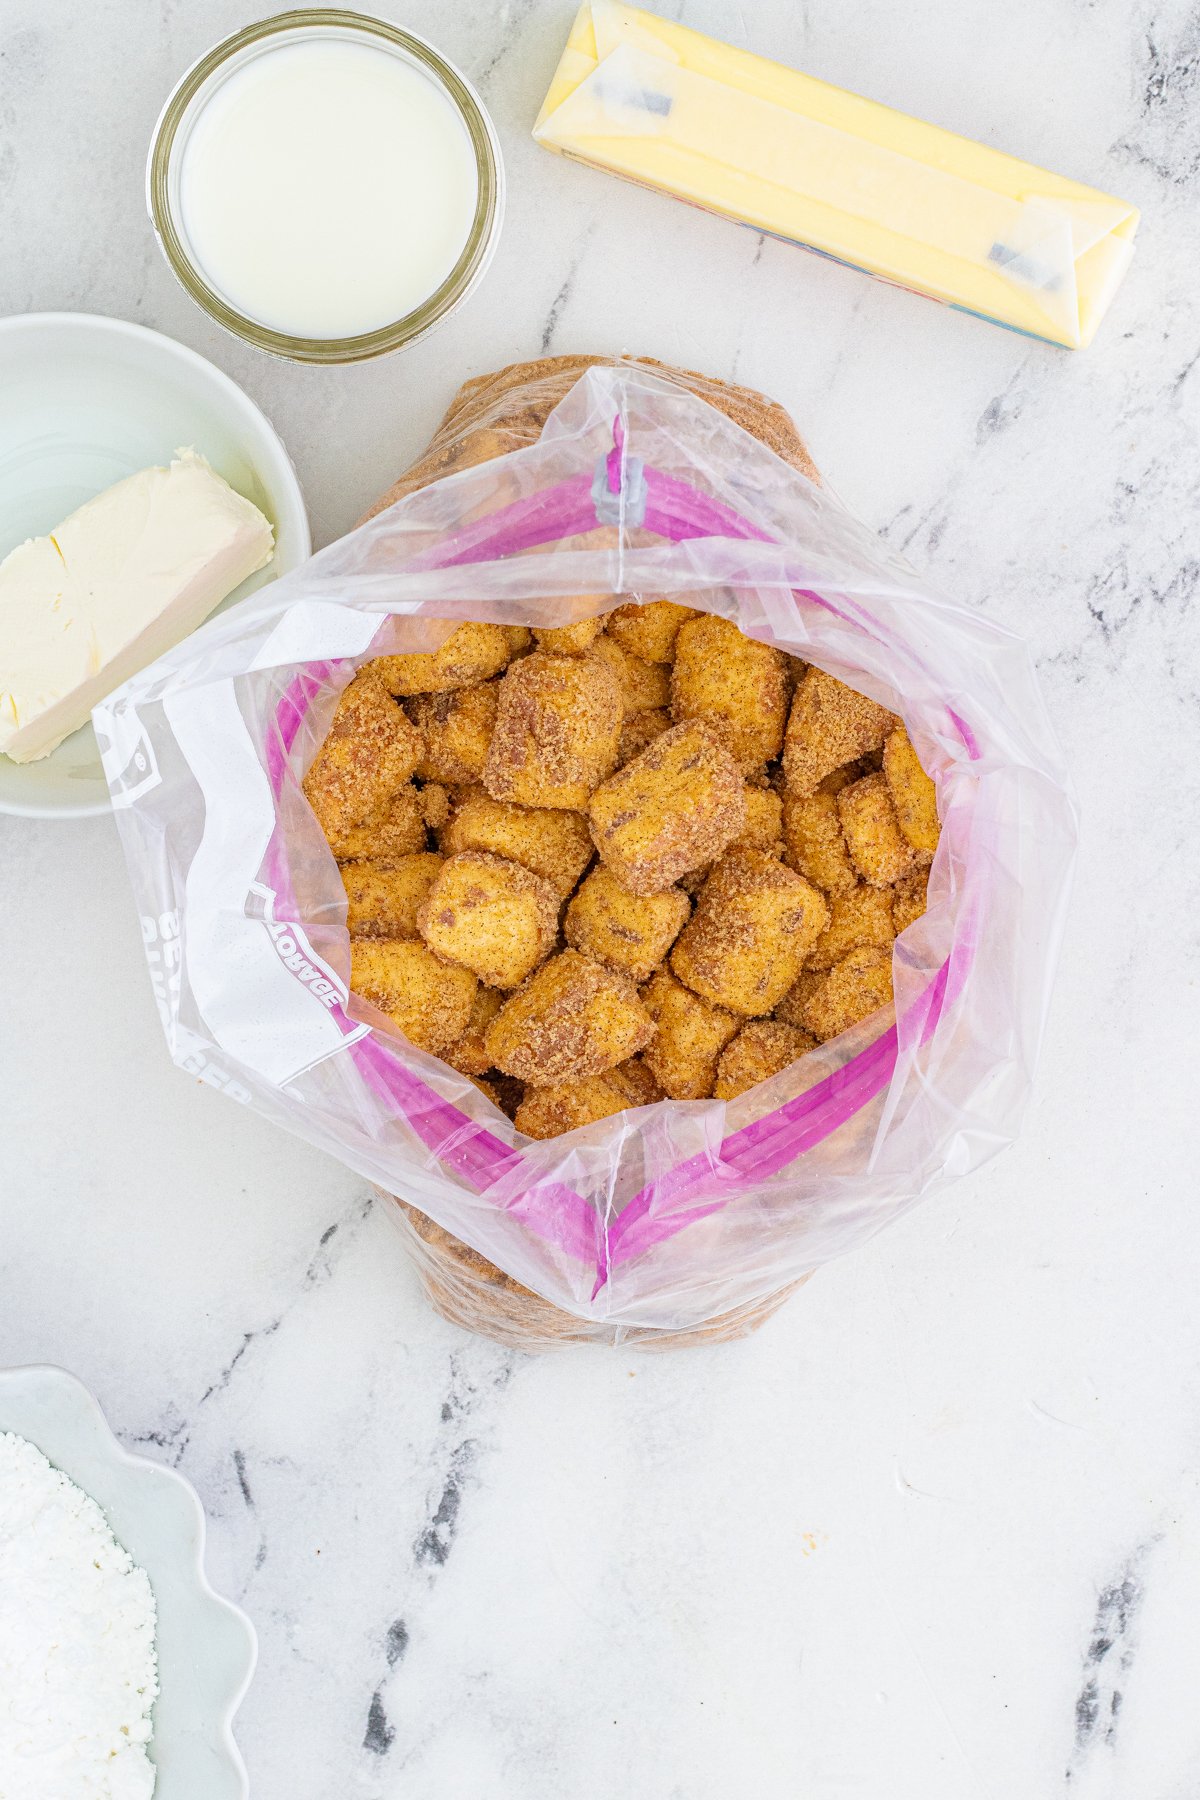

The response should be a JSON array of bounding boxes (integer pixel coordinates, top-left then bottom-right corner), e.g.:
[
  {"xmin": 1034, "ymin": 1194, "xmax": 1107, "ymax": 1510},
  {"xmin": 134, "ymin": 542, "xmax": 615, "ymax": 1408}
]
[{"xmin": 148, "ymin": 10, "xmax": 503, "ymax": 362}]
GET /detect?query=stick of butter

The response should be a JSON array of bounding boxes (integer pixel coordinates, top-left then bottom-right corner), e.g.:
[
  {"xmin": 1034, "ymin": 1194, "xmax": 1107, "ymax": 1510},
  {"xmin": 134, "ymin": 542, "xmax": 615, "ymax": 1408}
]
[
  {"xmin": 534, "ymin": 0, "xmax": 1138, "ymax": 349},
  {"xmin": 0, "ymin": 451, "xmax": 274, "ymax": 763}
]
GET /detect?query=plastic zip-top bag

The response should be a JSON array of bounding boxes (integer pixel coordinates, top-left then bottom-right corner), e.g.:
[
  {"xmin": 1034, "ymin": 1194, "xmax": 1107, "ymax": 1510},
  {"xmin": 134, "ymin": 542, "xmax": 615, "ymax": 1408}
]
[{"xmin": 96, "ymin": 358, "xmax": 1076, "ymax": 1349}]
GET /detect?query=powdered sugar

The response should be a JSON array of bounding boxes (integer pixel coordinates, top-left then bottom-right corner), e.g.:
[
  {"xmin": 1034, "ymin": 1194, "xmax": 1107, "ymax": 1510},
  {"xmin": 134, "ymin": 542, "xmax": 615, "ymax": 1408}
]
[{"xmin": 0, "ymin": 1432, "xmax": 158, "ymax": 1800}]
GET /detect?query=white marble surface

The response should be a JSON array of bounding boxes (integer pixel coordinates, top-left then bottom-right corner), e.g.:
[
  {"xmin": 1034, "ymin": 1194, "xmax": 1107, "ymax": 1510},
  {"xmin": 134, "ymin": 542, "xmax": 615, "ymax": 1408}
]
[{"xmin": 3, "ymin": 0, "xmax": 1199, "ymax": 1794}]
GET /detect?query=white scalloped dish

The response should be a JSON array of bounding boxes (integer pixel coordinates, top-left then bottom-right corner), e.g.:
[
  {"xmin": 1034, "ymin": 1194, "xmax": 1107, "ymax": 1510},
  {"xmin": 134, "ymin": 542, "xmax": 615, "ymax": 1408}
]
[{"xmin": 0, "ymin": 1364, "xmax": 256, "ymax": 1798}]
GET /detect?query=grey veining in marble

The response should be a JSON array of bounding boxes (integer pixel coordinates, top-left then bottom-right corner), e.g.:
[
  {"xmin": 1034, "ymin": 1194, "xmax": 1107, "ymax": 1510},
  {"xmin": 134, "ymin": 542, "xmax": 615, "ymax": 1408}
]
[{"xmin": 3, "ymin": 1, "xmax": 1200, "ymax": 1795}]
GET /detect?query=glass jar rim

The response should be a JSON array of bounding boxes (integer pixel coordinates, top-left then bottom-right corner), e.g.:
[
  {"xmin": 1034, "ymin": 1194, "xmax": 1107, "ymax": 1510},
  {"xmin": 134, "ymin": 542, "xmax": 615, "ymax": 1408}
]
[{"xmin": 146, "ymin": 8, "xmax": 504, "ymax": 364}]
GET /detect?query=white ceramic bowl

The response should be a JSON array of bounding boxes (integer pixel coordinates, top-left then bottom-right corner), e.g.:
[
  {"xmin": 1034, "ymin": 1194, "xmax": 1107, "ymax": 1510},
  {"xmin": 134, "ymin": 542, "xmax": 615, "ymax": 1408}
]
[
  {"xmin": 0, "ymin": 1364, "xmax": 256, "ymax": 1798},
  {"xmin": 0, "ymin": 312, "xmax": 310, "ymax": 819}
]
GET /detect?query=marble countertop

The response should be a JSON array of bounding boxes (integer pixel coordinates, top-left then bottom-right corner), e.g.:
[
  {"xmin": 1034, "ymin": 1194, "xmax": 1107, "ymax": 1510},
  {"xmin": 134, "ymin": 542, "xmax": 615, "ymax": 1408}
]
[{"xmin": 3, "ymin": 0, "xmax": 1199, "ymax": 1794}]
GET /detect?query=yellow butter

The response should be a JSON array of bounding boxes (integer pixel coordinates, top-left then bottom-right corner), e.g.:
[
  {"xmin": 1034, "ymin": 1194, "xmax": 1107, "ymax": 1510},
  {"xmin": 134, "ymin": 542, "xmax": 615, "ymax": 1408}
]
[{"xmin": 534, "ymin": 1, "xmax": 1138, "ymax": 349}]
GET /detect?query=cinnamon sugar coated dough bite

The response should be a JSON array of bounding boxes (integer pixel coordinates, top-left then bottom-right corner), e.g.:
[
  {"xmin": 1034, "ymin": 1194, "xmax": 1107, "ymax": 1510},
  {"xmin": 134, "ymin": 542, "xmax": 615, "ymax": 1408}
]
[
  {"xmin": 533, "ymin": 610, "xmax": 609, "ymax": 655},
  {"xmin": 781, "ymin": 790, "xmax": 858, "ymax": 897},
  {"xmin": 670, "ymin": 848, "xmax": 829, "ymax": 1016},
  {"xmin": 715, "ymin": 1019, "xmax": 816, "ymax": 1101},
  {"xmin": 409, "ymin": 682, "xmax": 499, "ymax": 785},
  {"xmin": 606, "ymin": 598, "xmax": 698, "ymax": 663},
  {"xmin": 671, "ymin": 614, "xmax": 789, "ymax": 771},
  {"xmin": 417, "ymin": 782, "xmax": 455, "ymax": 832},
  {"xmin": 350, "ymin": 938, "xmax": 477, "ymax": 1053},
  {"xmin": 341, "ymin": 853, "xmax": 443, "ymax": 938},
  {"xmin": 484, "ymin": 950, "xmax": 654, "ymax": 1082},
  {"xmin": 515, "ymin": 1059, "xmax": 660, "ymax": 1139},
  {"xmin": 773, "ymin": 966, "xmax": 827, "ymax": 1029},
  {"xmin": 484, "ymin": 650, "xmax": 622, "ymax": 808},
  {"xmin": 565, "ymin": 866, "xmax": 691, "ymax": 982},
  {"xmin": 892, "ymin": 866, "xmax": 929, "ymax": 934},
  {"xmin": 588, "ymin": 719, "xmax": 746, "ymax": 895},
  {"xmin": 440, "ymin": 787, "xmax": 593, "ymax": 897},
  {"xmin": 443, "ymin": 985, "xmax": 505, "ymax": 1077},
  {"xmin": 782, "ymin": 666, "xmax": 895, "ymax": 797},
  {"xmin": 800, "ymin": 946, "xmax": 894, "ymax": 1042},
  {"xmin": 605, "ymin": 1056, "xmax": 660, "ymax": 1107},
  {"xmin": 369, "ymin": 622, "xmax": 517, "ymax": 695},
  {"xmin": 327, "ymin": 783, "xmax": 427, "ymax": 862},
  {"xmin": 641, "ymin": 969, "xmax": 739, "ymax": 1100},
  {"xmin": 883, "ymin": 723, "xmax": 940, "ymax": 853},
  {"xmin": 837, "ymin": 772, "xmax": 916, "ymax": 887},
  {"xmin": 589, "ymin": 634, "xmax": 672, "ymax": 716},
  {"xmin": 303, "ymin": 668, "xmax": 422, "ymax": 849},
  {"xmin": 619, "ymin": 706, "xmax": 673, "ymax": 764},
  {"xmin": 417, "ymin": 852, "xmax": 559, "ymax": 988},
  {"xmin": 807, "ymin": 883, "xmax": 896, "ymax": 969},
  {"xmin": 734, "ymin": 784, "xmax": 784, "ymax": 856}
]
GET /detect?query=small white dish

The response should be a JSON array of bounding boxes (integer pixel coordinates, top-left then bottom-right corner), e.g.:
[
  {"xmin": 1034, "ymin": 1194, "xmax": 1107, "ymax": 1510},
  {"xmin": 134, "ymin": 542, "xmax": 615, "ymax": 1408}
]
[
  {"xmin": 0, "ymin": 312, "xmax": 310, "ymax": 819},
  {"xmin": 0, "ymin": 1364, "xmax": 256, "ymax": 1799}
]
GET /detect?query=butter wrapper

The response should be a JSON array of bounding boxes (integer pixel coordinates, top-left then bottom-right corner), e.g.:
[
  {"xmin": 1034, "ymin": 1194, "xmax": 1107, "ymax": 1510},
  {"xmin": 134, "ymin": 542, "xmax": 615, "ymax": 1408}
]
[{"xmin": 534, "ymin": 0, "xmax": 1138, "ymax": 349}]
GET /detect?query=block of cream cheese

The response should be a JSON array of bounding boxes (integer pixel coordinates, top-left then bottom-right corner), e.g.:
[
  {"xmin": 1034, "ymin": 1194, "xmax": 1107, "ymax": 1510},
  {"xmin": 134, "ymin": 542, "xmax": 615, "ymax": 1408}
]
[
  {"xmin": 534, "ymin": 1, "xmax": 1138, "ymax": 349},
  {"xmin": 0, "ymin": 451, "xmax": 273, "ymax": 762}
]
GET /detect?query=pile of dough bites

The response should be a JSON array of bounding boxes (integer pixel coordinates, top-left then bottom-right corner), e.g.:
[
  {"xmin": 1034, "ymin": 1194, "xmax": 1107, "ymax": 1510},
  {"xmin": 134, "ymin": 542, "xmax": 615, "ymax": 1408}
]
[{"xmin": 303, "ymin": 603, "xmax": 940, "ymax": 1139}]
